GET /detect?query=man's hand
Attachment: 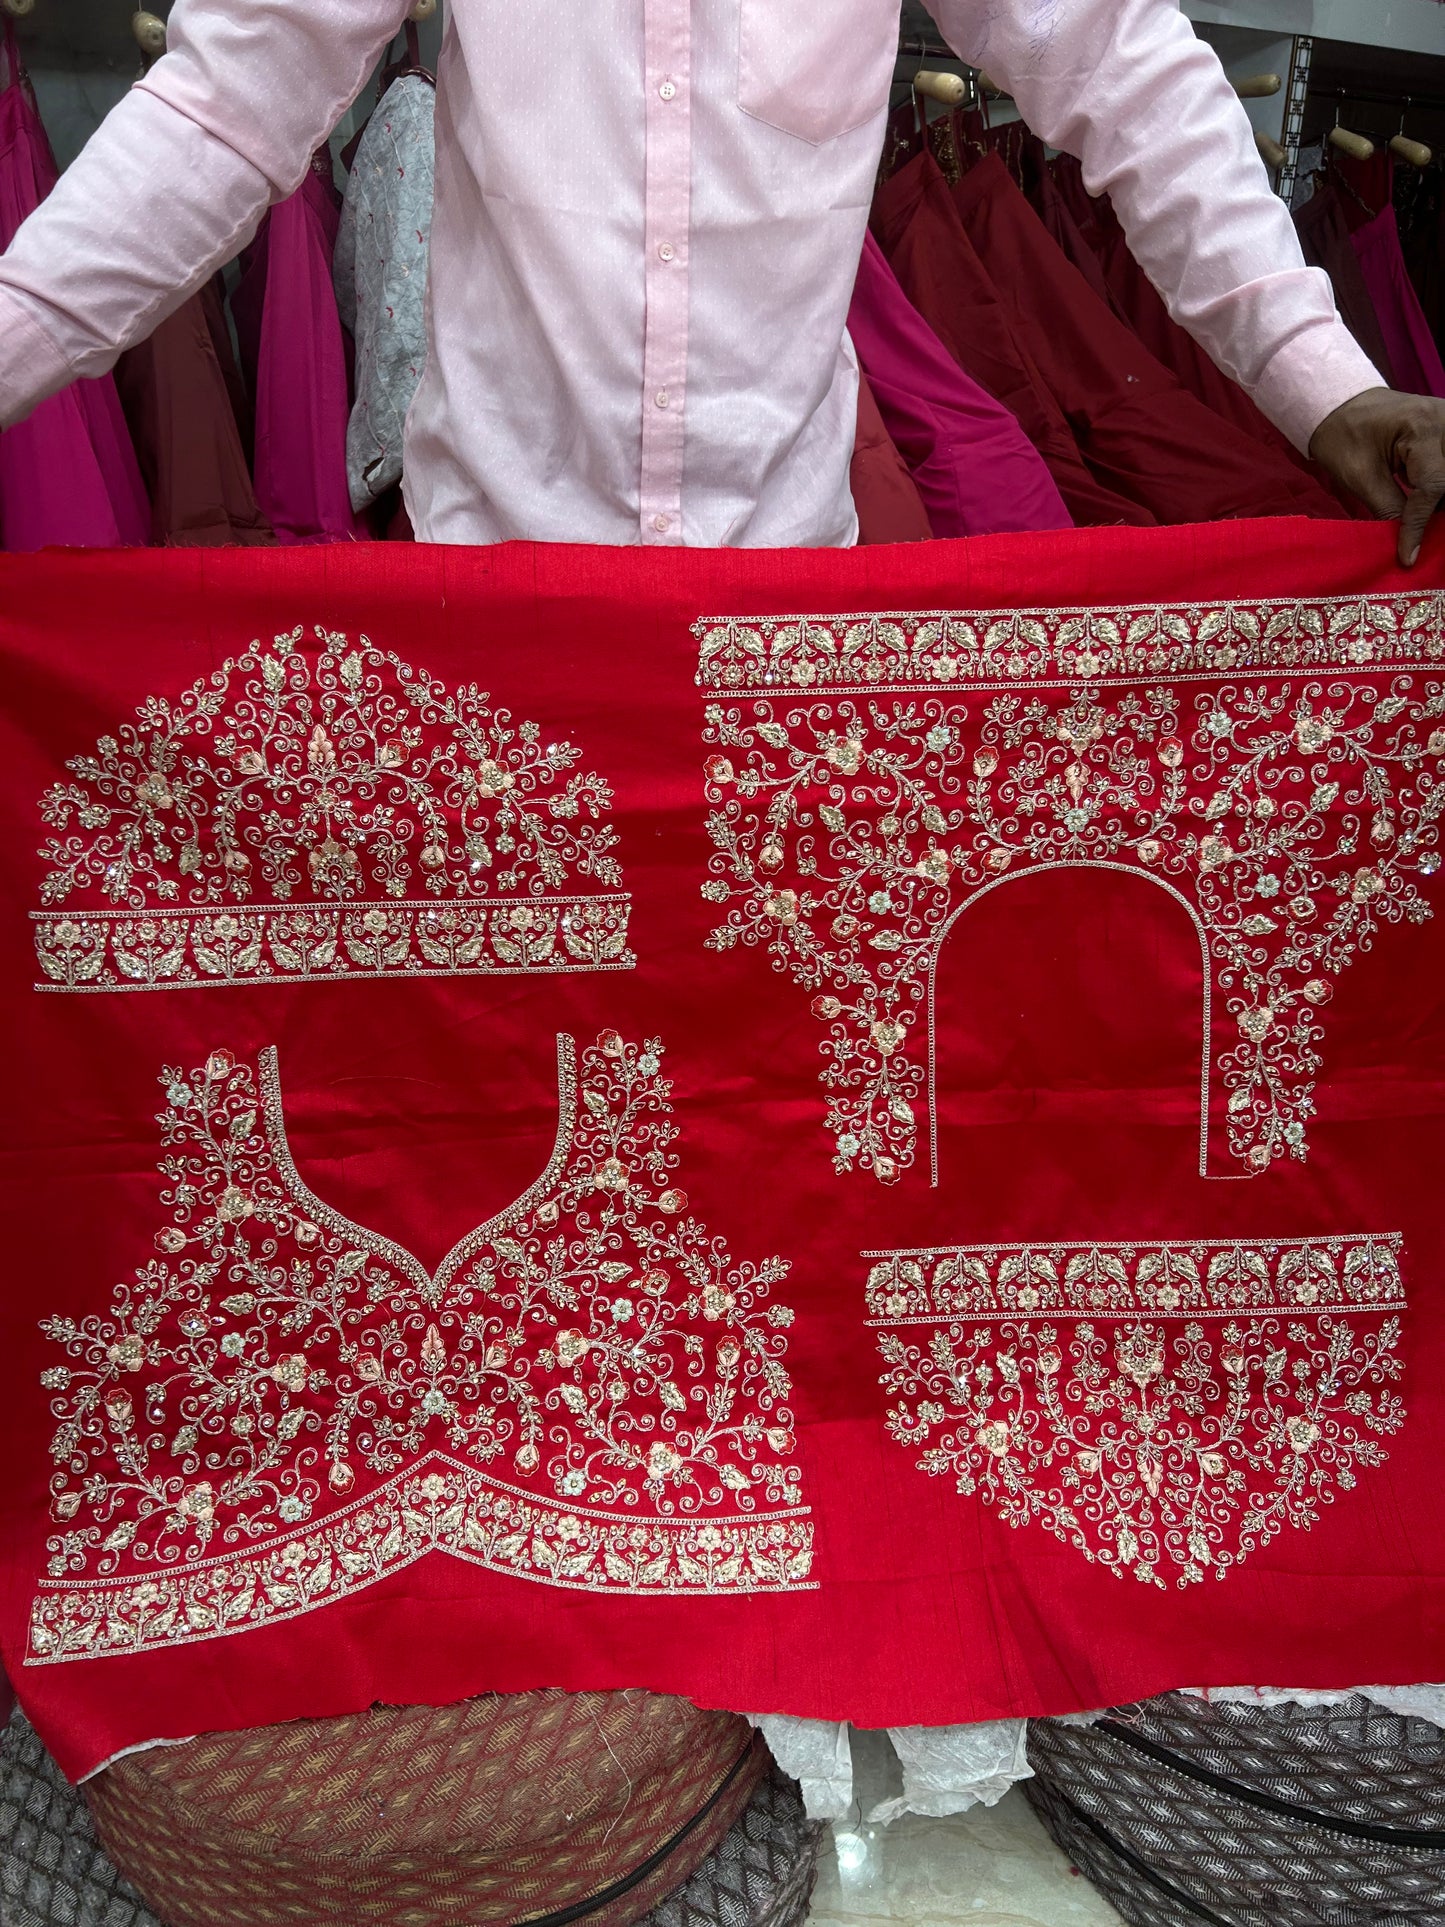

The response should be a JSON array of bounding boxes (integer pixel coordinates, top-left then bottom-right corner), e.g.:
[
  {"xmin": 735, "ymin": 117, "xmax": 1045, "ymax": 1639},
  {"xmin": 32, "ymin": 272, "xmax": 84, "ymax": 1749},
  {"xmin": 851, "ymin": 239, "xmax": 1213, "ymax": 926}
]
[{"xmin": 1309, "ymin": 389, "xmax": 1445, "ymax": 567}]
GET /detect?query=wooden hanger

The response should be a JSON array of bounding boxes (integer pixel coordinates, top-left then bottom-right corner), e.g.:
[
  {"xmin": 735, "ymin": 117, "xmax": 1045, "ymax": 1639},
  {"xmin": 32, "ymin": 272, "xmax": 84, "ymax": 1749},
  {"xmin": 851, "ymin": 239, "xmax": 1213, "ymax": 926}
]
[
  {"xmin": 1328, "ymin": 98, "xmax": 1375, "ymax": 163},
  {"xmin": 132, "ymin": 9, "xmax": 167, "ymax": 60},
  {"xmin": 408, "ymin": 0, "xmax": 436, "ymax": 19},
  {"xmin": 0, "ymin": 1, "xmax": 37, "ymax": 18},
  {"xmin": 1255, "ymin": 130, "xmax": 1286, "ymax": 171},
  {"xmin": 912, "ymin": 69, "xmax": 966, "ymax": 108},
  {"xmin": 1234, "ymin": 73, "xmax": 1281, "ymax": 100},
  {"xmin": 1390, "ymin": 102, "xmax": 1432, "ymax": 170}
]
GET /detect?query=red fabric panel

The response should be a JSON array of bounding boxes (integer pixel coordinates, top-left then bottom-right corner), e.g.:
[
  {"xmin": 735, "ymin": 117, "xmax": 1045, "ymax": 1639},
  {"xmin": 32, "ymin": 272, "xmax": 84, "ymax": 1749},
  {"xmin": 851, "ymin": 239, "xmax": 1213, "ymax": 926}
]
[
  {"xmin": 847, "ymin": 233, "xmax": 1070, "ymax": 538},
  {"xmin": 2, "ymin": 524, "xmax": 1444, "ymax": 1782},
  {"xmin": 952, "ymin": 154, "xmax": 1345, "ymax": 526},
  {"xmin": 871, "ymin": 151, "xmax": 1154, "ymax": 528},
  {"xmin": 850, "ymin": 370, "xmax": 934, "ymax": 545}
]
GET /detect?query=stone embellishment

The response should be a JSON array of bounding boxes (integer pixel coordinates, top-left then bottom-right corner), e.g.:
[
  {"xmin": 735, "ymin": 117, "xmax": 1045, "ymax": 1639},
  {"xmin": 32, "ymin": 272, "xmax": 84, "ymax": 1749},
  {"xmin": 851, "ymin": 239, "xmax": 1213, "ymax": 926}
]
[
  {"xmin": 29, "ymin": 1033, "xmax": 811, "ymax": 1663},
  {"xmin": 32, "ymin": 629, "xmax": 634, "ymax": 991},
  {"xmin": 867, "ymin": 1235, "xmax": 1405, "ymax": 1588},
  {"xmin": 697, "ymin": 603, "xmax": 1445, "ymax": 1183}
]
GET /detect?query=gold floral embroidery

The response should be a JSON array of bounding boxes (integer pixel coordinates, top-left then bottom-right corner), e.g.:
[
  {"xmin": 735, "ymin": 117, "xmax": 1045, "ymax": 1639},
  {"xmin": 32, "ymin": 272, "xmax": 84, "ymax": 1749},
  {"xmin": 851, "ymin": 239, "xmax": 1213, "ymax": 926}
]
[
  {"xmin": 699, "ymin": 611, "xmax": 1445, "ymax": 1183},
  {"xmin": 867, "ymin": 1235, "xmax": 1405, "ymax": 1588},
  {"xmin": 30, "ymin": 1032, "xmax": 810, "ymax": 1662},
  {"xmin": 33, "ymin": 630, "xmax": 634, "ymax": 990}
]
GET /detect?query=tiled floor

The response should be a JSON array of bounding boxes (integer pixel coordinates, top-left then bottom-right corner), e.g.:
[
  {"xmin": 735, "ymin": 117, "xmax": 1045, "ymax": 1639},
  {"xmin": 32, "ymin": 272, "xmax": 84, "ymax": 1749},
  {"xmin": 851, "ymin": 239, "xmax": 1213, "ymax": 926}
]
[{"xmin": 807, "ymin": 1731, "xmax": 1122, "ymax": 1927}]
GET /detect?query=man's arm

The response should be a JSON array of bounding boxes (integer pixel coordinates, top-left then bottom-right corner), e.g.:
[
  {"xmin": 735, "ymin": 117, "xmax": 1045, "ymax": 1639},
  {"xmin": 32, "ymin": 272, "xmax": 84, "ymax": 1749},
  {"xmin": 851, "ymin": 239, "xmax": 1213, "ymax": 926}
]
[
  {"xmin": 0, "ymin": 0, "xmax": 410, "ymax": 430},
  {"xmin": 930, "ymin": 0, "xmax": 1445, "ymax": 563}
]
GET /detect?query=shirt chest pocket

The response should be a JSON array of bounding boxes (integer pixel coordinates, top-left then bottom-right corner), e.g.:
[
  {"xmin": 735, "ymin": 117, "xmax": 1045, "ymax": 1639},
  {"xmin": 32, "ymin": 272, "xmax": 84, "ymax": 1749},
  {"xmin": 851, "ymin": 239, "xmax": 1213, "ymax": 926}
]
[{"xmin": 738, "ymin": 0, "xmax": 898, "ymax": 145}]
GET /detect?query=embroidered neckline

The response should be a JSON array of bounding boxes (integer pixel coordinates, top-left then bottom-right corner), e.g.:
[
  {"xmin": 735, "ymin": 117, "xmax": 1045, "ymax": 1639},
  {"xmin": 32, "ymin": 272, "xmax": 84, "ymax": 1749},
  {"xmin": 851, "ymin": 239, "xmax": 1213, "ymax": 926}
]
[
  {"xmin": 31, "ymin": 1032, "xmax": 812, "ymax": 1662},
  {"xmin": 257, "ymin": 1036, "xmax": 578, "ymax": 1302},
  {"xmin": 697, "ymin": 610, "xmax": 1445, "ymax": 1184}
]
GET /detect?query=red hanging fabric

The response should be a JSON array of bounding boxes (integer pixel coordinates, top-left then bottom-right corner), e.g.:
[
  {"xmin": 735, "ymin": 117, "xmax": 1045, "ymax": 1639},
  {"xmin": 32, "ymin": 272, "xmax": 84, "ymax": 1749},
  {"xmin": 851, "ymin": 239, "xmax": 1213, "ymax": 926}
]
[
  {"xmin": 0, "ymin": 25, "xmax": 149, "ymax": 553},
  {"xmin": 951, "ymin": 153, "xmax": 1346, "ymax": 525},
  {"xmin": 871, "ymin": 150, "xmax": 1154, "ymax": 527}
]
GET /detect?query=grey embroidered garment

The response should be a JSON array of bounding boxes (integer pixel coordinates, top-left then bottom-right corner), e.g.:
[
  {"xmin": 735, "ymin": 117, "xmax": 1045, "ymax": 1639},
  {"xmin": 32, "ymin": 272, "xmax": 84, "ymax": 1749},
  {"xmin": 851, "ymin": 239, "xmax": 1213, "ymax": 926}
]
[{"xmin": 335, "ymin": 75, "xmax": 436, "ymax": 512}]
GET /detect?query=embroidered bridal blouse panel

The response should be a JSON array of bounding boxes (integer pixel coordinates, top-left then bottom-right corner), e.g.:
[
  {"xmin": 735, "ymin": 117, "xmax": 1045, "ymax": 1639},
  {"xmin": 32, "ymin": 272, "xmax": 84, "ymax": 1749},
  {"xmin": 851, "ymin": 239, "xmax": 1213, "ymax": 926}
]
[
  {"xmin": 4, "ymin": 524, "xmax": 1445, "ymax": 1784},
  {"xmin": 698, "ymin": 591, "xmax": 1445, "ymax": 1185},
  {"xmin": 32, "ymin": 631, "xmax": 634, "ymax": 992},
  {"xmin": 31, "ymin": 1031, "xmax": 811, "ymax": 1662}
]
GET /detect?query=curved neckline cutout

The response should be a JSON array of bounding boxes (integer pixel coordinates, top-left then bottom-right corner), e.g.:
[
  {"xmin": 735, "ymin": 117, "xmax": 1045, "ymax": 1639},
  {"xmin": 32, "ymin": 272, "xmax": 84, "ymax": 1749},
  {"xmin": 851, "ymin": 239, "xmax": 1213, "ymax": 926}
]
[{"xmin": 257, "ymin": 1034, "xmax": 578, "ymax": 1300}]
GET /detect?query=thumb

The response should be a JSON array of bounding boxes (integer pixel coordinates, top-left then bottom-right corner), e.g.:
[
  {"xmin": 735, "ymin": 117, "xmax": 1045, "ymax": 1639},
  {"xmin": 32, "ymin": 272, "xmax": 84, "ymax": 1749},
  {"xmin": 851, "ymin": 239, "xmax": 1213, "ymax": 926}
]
[{"xmin": 1399, "ymin": 482, "xmax": 1442, "ymax": 568}]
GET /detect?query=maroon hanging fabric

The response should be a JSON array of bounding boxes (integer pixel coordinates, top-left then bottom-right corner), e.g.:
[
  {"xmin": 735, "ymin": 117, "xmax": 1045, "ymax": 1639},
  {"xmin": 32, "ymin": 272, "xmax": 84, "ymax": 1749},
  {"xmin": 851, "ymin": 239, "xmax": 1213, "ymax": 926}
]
[
  {"xmin": 871, "ymin": 150, "xmax": 1154, "ymax": 528},
  {"xmin": 1295, "ymin": 183, "xmax": 1398, "ymax": 390},
  {"xmin": 1352, "ymin": 202, "xmax": 1445, "ymax": 401},
  {"xmin": 113, "ymin": 279, "xmax": 275, "ymax": 549},
  {"xmin": 850, "ymin": 369, "xmax": 934, "ymax": 544},
  {"xmin": 952, "ymin": 154, "xmax": 1346, "ymax": 525},
  {"xmin": 0, "ymin": 26, "xmax": 149, "ymax": 553}
]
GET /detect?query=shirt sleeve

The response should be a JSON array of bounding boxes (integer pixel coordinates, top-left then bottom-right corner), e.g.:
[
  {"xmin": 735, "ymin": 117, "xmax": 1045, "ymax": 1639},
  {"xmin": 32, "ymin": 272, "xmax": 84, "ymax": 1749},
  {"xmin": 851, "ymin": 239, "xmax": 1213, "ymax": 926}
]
[
  {"xmin": 927, "ymin": 0, "xmax": 1386, "ymax": 452},
  {"xmin": 0, "ymin": 0, "xmax": 410, "ymax": 429}
]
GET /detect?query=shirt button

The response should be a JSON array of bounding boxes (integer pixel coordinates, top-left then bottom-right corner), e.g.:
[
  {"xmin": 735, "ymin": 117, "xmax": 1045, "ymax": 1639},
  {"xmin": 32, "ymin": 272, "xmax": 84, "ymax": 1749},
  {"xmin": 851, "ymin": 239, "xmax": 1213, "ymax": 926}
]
[
  {"xmin": 659, "ymin": 78, "xmax": 677, "ymax": 100},
  {"xmin": 655, "ymin": 389, "xmax": 670, "ymax": 409},
  {"xmin": 652, "ymin": 514, "xmax": 671, "ymax": 533},
  {"xmin": 658, "ymin": 242, "xmax": 676, "ymax": 262}
]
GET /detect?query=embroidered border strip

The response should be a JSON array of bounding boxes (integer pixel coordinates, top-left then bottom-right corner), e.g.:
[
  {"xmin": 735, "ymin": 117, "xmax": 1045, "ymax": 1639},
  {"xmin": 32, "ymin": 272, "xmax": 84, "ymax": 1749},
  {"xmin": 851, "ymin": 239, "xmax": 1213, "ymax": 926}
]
[
  {"xmin": 28, "ymin": 1454, "xmax": 816, "ymax": 1663},
  {"xmin": 32, "ymin": 896, "xmax": 634, "ymax": 991},
  {"xmin": 695, "ymin": 593, "xmax": 1445, "ymax": 691}
]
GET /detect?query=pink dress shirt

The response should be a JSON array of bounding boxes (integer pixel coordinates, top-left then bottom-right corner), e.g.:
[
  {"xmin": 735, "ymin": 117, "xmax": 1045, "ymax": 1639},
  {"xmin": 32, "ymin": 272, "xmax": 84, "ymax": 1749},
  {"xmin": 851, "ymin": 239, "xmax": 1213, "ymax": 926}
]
[{"xmin": 0, "ymin": 0, "xmax": 1384, "ymax": 548}]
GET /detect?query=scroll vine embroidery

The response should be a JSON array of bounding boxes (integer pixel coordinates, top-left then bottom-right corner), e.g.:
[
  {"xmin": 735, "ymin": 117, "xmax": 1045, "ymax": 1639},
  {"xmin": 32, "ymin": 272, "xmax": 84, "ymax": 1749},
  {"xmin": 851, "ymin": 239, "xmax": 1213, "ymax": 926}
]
[
  {"xmin": 32, "ymin": 629, "xmax": 634, "ymax": 990},
  {"xmin": 866, "ymin": 1235, "xmax": 1406, "ymax": 1588},
  {"xmin": 31, "ymin": 1033, "xmax": 811, "ymax": 1663},
  {"xmin": 698, "ymin": 611, "xmax": 1445, "ymax": 1183}
]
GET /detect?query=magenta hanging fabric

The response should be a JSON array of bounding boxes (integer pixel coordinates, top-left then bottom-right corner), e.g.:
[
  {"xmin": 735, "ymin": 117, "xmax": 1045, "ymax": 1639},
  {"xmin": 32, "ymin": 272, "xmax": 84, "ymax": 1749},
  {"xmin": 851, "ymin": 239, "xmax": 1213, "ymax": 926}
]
[
  {"xmin": 231, "ymin": 152, "xmax": 368, "ymax": 546},
  {"xmin": 1352, "ymin": 201, "xmax": 1445, "ymax": 402},
  {"xmin": 847, "ymin": 231, "xmax": 1071, "ymax": 539},
  {"xmin": 0, "ymin": 26, "xmax": 149, "ymax": 553}
]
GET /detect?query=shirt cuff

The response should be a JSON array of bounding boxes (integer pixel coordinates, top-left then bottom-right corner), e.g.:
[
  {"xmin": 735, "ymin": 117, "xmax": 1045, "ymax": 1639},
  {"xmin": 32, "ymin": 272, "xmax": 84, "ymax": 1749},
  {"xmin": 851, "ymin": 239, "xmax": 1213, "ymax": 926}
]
[
  {"xmin": 1250, "ymin": 316, "xmax": 1387, "ymax": 455},
  {"xmin": 0, "ymin": 287, "xmax": 76, "ymax": 430}
]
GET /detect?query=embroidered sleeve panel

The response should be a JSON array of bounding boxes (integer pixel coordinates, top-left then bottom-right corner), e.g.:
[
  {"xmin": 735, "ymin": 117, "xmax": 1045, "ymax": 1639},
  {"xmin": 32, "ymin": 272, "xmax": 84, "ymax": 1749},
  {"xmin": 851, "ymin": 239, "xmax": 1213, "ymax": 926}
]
[
  {"xmin": 697, "ymin": 596, "xmax": 1445, "ymax": 1185},
  {"xmin": 866, "ymin": 1235, "xmax": 1406, "ymax": 1591},
  {"xmin": 31, "ymin": 630, "xmax": 634, "ymax": 991},
  {"xmin": 30, "ymin": 1032, "xmax": 812, "ymax": 1663}
]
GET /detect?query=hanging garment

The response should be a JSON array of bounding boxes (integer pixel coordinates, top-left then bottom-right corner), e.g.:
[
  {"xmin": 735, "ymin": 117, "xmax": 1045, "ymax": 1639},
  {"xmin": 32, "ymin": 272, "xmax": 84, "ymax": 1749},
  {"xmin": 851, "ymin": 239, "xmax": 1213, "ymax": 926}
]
[
  {"xmin": 871, "ymin": 151, "xmax": 1153, "ymax": 528},
  {"xmin": 1046, "ymin": 151, "xmax": 1322, "ymax": 469},
  {"xmin": 112, "ymin": 279, "xmax": 274, "ymax": 548},
  {"xmin": 1295, "ymin": 185, "xmax": 1398, "ymax": 391},
  {"xmin": 849, "ymin": 370, "xmax": 933, "ymax": 545},
  {"xmin": 0, "ymin": 28, "xmax": 149, "ymax": 553},
  {"xmin": 1351, "ymin": 202, "xmax": 1445, "ymax": 402},
  {"xmin": 952, "ymin": 154, "xmax": 1346, "ymax": 526},
  {"xmin": 334, "ymin": 73, "xmax": 436, "ymax": 516},
  {"xmin": 3, "ymin": 522, "xmax": 1445, "ymax": 1784},
  {"xmin": 230, "ymin": 152, "xmax": 367, "ymax": 547},
  {"xmin": 847, "ymin": 232, "xmax": 1071, "ymax": 539}
]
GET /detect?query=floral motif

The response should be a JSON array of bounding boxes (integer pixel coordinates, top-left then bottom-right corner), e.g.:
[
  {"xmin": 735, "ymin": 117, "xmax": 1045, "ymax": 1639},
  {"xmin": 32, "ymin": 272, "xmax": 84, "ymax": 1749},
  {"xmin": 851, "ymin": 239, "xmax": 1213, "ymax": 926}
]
[
  {"xmin": 30, "ymin": 1033, "xmax": 810, "ymax": 1662},
  {"xmin": 32, "ymin": 629, "xmax": 633, "ymax": 989},
  {"xmin": 701, "ymin": 665, "xmax": 1445, "ymax": 1182},
  {"xmin": 867, "ymin": 1236, "xmax": 1405, "ymax": 1588}
]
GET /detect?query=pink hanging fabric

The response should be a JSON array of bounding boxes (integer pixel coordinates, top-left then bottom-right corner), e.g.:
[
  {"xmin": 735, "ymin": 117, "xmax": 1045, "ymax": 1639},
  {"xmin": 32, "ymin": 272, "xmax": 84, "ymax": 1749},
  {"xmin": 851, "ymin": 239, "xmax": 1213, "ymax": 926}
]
[
  {"xmin": 847, "ymin": 231, "xmax": 1072, "ymax": 539},
  {"xmin": 0, "ymin": 28, "xmax": 149, "ymax": 553},
  {"xmin": 1352, "ymin": 202, "xmax": 1445, "ymax": 401},
  {"xmin": 231, "ymin": 153, "xmax": 368, "ymax": 546}
]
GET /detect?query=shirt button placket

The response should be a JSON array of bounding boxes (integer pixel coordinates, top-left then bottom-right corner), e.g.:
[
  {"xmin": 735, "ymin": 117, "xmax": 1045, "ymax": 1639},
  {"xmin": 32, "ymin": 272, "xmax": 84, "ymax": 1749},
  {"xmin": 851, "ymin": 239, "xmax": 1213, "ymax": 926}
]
[{"xmin": 640, "ymin": 1, "xmax": 691, "ymax": 545}]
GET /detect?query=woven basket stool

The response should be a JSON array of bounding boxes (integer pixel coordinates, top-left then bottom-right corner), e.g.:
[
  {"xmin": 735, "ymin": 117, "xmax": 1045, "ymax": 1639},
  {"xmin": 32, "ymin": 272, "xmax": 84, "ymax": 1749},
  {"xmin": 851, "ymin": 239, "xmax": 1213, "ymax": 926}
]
[
  {"xmin": 1026, "ymin": 1691, "xmax": 1445, "ymax": 1926},
  {"xmin": 84, "ymin": 1689, "xmax": 765, "ymax": 1927}
]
